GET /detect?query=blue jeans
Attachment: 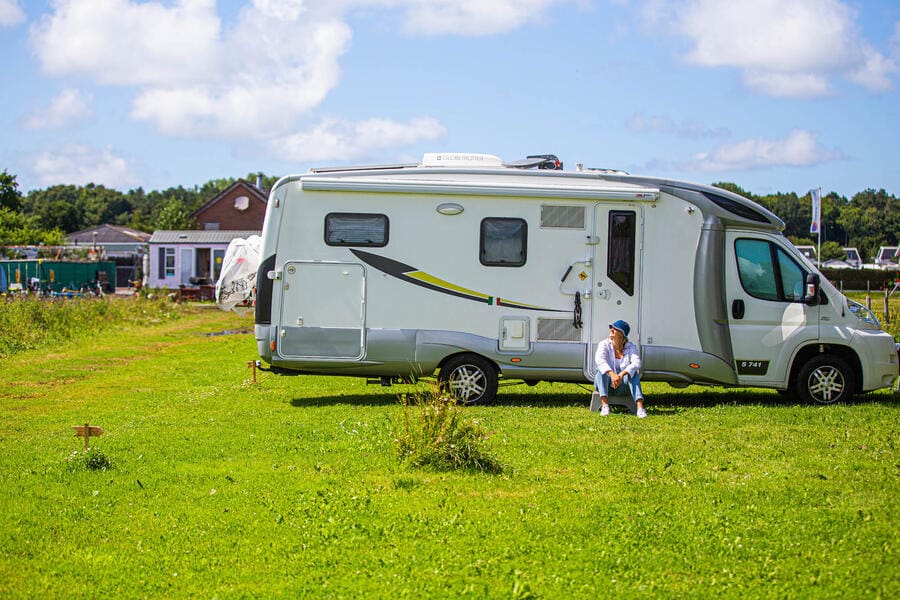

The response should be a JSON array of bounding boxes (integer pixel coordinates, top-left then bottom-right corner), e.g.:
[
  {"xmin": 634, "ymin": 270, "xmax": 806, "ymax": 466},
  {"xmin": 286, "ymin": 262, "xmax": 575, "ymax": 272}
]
[{"xmin": 594, "ymin": 371, "xmax": 644, "ymax": 402}]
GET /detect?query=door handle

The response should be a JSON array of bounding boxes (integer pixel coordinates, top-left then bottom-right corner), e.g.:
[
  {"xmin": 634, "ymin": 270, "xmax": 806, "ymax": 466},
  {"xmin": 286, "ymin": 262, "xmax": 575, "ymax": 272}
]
[{"xmin": 731, "ymin": 299, "xmax": 745, "ymax": 319}]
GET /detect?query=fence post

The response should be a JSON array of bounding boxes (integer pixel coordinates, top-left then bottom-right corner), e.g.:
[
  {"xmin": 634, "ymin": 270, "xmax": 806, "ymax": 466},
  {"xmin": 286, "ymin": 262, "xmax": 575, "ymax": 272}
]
[
  {"xmin": 866, "ymin": 280, "xmax": 871, "ymax": 310},
  {"xmin": 884, "ymin": 287, "xmax": 890, "ymax": 324}
]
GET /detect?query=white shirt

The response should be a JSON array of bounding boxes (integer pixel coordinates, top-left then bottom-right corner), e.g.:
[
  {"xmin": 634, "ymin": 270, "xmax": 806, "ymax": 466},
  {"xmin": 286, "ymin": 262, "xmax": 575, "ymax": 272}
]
[{"xmin": 595, "ymin": 338, "xmax": 642, "ymax": 378}]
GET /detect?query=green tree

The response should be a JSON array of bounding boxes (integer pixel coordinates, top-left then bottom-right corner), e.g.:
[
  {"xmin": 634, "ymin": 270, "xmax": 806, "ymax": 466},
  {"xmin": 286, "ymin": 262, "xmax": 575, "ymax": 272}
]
[
  {"xmin": 23, "ymin": 185, "xmax": 84, "ymax": 232},
  {"xmin": 712, "ymin": 182, "xmax": 753, "ymax": 199},
  {"xmin": 153, "ymin": 198, "xmax": 194, "ymax": 230},
  {"xmin": 0, "ymin": 208, "xmax": 65, "ymax": 246},
  {"xmin": 820, "ymin": 241, "xmax": 846, "ymax": 261},
  {"xmin": 0, "ymin": 170, "xmax": 22, "ymax": 212}
]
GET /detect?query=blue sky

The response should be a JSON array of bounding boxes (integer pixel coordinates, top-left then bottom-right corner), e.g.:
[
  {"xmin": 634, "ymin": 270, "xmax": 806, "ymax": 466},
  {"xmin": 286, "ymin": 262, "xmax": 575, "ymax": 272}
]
[{"xmin": 1, "ymin": 0, "xmax": 899, "ymax": 198}]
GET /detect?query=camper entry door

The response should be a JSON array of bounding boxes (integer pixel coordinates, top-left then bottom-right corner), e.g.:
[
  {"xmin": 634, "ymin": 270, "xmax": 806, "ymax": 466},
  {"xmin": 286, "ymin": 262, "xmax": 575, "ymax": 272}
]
[
  {"xmin": 277, "ymin": 261, "xmax": 366, "ymax": 359},
  {"xmin": 585, "ymin": 204, "xmax": 643, "ymax": 379}
]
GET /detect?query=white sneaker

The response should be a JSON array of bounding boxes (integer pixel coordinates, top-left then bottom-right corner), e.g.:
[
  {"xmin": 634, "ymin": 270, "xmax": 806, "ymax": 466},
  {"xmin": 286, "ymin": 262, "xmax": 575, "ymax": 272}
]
[
  {"xmin": 636, "ymin": 407, "xmax": 647, "ymax": 419},
  {"xmin": 599, "ymin": 404, "xmax": 610, "ymax": 416}
]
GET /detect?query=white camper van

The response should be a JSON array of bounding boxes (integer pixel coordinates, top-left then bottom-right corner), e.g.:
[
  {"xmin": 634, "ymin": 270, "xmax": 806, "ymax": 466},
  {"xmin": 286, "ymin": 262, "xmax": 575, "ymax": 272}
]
[{"xmin": 254, "ymin": 153, "xmax": 898, "ymax": 404}]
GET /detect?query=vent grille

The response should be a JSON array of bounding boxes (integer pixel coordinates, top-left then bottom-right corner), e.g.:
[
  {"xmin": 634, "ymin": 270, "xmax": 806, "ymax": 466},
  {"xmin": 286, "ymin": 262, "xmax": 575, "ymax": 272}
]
[
  {"xmin": 537, "ymin": 318, "xmax": 582, "ymax": 342},
  {"xmin": 541, "ymin": 205, "xmax": 585, "ymax": 229}
]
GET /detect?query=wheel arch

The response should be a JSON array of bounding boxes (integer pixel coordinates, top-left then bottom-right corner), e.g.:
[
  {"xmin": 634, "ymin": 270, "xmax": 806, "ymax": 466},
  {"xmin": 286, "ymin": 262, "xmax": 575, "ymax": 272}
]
[
  {"xmin": 788, "ymin": 343, "xmax": 862, "ymax": 394},
  {"xmin": 436, "ymin": 351, "xmax": 501, "ymax": 376}
]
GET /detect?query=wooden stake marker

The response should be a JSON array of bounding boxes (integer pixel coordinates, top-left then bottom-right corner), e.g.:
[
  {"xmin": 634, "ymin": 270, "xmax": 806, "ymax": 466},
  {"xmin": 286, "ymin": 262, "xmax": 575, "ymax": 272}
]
[
  {"xmin": 247, "ymin": 360, "xmax": 257, "ymax": 384},
  {"xmin": 73, "ymin": 423, "xmax": 104, "ymax": 451}
]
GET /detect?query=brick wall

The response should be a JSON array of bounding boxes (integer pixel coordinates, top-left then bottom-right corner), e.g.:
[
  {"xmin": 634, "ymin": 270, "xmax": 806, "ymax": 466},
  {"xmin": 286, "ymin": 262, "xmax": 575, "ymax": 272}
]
[{"xmin": 194, "ymin": 182, "xmax": 267, "ymax": 230}]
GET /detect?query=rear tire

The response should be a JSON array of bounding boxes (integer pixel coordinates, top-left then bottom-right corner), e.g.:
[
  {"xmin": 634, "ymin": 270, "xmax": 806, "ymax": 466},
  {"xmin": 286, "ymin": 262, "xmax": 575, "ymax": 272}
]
[
  {"xmin": 439, "ymin": 354, "xmax": 498, "ymax": 405},
  {"xmin": 795, "ymin": 355, "xmax": 855, "ymax": 405}
]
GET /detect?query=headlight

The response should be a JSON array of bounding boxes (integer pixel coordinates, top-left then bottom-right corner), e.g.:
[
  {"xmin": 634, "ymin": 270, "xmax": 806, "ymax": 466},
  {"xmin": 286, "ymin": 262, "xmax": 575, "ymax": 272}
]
[{"xmin": 847, "ymin": 299, "xmax": 881, "ymax": 328}]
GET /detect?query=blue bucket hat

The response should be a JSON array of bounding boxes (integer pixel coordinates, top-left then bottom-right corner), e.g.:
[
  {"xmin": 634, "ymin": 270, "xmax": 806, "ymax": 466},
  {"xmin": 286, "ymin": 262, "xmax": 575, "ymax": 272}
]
[{"xmin": 609, "ymin": 319, "xmax": 630, "ymax": 337}]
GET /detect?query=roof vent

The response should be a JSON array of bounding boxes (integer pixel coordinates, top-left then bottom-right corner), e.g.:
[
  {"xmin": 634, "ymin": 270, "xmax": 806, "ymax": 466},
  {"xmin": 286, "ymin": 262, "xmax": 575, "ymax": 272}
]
[{"xmin": 422, "ymin": 153, "xmax": 504, "ymax": 168}]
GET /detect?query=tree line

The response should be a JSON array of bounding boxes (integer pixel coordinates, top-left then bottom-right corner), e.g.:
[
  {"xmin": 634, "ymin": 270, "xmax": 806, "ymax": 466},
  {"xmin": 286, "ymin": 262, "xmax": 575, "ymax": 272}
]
[{"xmin": 1, "ymin": 169, "xmax": 897, "ymax": 262}]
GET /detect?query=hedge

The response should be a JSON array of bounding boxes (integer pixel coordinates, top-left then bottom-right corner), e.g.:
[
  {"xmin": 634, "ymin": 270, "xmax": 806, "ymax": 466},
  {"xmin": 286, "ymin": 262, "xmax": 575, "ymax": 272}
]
[{"xmin": 820, "ymin": 268, "xmax": 900, "ymax": 291}]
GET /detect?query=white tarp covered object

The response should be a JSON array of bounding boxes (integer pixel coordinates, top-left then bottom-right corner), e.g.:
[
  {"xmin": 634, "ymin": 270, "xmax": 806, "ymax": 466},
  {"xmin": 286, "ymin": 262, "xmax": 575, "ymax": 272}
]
[{"xmin": 215, "ymin": 235, "xmax": 261, "ymax": 315}]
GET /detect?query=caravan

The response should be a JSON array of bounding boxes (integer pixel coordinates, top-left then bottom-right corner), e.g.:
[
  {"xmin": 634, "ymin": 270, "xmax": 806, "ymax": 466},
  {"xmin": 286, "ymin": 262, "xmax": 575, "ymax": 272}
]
[{"xmin": 253, "ymin": 153, "xmax": 898, "ymax": 404}]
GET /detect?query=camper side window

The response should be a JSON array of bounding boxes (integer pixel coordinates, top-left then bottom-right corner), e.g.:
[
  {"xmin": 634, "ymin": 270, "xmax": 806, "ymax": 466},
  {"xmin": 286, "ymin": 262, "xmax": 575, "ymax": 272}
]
[
  {"xmin": 735, "ymin": 239, "xmax": 806, "ymax": 302},
  {"xmin": 325, "ymin": 213, "xmax": 389, "ymax": 247},
  {"xmin": 480, "ymin": 218, "xmax": 527, "ymax": 267}
]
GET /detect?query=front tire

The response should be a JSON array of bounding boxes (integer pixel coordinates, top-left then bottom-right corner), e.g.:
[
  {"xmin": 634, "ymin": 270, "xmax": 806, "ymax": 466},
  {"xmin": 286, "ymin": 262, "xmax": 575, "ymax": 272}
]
[
  {"xmin": 439, "ymin": 354, "xmax": 498, "ymax": 405},
  {"xmin": 795, "ymin": 355, "xmax": 855, "ymax": 405}
]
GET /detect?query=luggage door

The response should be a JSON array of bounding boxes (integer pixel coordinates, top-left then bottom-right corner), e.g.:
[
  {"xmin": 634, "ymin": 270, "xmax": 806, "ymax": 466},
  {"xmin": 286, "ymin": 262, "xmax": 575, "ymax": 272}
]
[
  {"xmin": 585, "ymin": 205, "xmax": 643, "ymax": 378},
  {"xmin": 278, "ymin": 261, "xmax": 366, "ymax": 359}
]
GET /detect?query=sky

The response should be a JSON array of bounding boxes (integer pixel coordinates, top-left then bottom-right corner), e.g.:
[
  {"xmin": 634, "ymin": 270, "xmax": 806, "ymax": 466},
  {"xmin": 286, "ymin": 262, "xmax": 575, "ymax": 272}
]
[{"xmin": 1, "ymin": 0, "xmax": 899, "ymax": 199}]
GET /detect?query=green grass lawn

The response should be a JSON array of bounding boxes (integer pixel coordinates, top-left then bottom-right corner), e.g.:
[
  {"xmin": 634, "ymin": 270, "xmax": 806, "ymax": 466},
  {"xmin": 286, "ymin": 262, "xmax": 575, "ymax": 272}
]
[{"xmin": 1, "ymin": 305, "xmax": 898, "ymax": 598}]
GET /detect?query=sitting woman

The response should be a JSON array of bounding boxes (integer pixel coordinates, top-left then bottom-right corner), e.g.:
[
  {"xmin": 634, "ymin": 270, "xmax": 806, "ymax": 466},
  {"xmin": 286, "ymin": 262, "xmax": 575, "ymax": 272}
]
[{"xmin": 594, "ymin": 319, "xmax": 646, "ymax": 418}]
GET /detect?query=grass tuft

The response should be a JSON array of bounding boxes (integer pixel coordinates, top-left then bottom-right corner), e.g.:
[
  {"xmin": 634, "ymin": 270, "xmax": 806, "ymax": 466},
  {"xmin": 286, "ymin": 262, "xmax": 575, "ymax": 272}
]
[
  {"xmin": 393, "ymin": 384, "xmax": 503, "ymax": 474},
  {"xmin": 67, "ymin": 448, "xmax": 113, "ymax": 472}
]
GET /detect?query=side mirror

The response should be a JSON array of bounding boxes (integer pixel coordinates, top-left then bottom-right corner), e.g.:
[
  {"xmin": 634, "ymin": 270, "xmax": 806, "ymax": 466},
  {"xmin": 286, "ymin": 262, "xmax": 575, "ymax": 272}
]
[{"xmin": 805, "ymin": 273, "xmax": 820, "ymax": 306}]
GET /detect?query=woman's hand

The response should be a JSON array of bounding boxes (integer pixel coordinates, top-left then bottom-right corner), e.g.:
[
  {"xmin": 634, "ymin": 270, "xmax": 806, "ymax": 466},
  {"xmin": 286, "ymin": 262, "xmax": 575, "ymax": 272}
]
[{"xmin": 609, "ymin": 371, "xmax": 623, "ymax": 389}]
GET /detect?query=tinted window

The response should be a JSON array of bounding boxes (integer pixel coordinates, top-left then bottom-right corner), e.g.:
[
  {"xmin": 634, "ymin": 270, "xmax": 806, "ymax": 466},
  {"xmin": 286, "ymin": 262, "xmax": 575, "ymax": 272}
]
[
  {"xmin": 480, "ymin": 218, "xmax": 527, "ymax": 267},
  {"xmin": 607, "ymin": 211, "xmax": 636, "ymax": 295},
  {"xmin": 735, "ymin": 238, "xmax": 806, "ymax": 301},
  {"xmin": 325, "ymin": 213, "xmax": 388, "ymax": 247}
]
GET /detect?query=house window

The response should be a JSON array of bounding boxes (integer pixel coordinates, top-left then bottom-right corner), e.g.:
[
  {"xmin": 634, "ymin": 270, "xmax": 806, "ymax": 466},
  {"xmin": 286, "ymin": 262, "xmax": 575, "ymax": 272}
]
[
  {"xmin": 325, "ymin": 213, "xmax": 389, "ymax": 247},
  {"xmin": 480, "ymin": 218, "xmax": 527, "ymax": 267},
  {"xmin": 204, "ymin": 222, "xmax": 220, "ymax": 230},
  {"xmin": 164, "ymin": 247, "xmax": 176, "ymax": 277},
  {"xmin": 607, "ymin": 211, "xmax": 636, "ymax": 295}
]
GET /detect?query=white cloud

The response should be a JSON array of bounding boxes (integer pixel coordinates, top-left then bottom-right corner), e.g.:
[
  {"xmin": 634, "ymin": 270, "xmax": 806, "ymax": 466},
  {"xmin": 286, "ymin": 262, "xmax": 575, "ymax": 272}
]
[
  {"xmin": 32, "ymin": 145, "xmax": 136, "ymax": 188},
  {"xmin": 270, "ymin": 116, "xmax": 447, "ymax": 162},
  {"xmin": 24, "ymin": 88, "xmax": 93, "ymax": 129},
  {"xmin": 0, "ymin": 0, "xmax": 24, "ymax": 26},
  {"xmin": 400, "ymin": 0, "xmax": 564, "ymax": 36},
  {"xmin": 740, "ymin": 72, "xmax": 831, "ymax": 99},
  {"xmin": 31, "ymin": 1, "xmax": 351, "ymax": 140},
  {"xmin": 684, "ymin": 130, "xmax": 843, "ymax": 172},
  {"xmin": 649, "ymin": 0, "xmax": 896, "ymax": 97},
  {"xmin": 25, "ymin": 0, "xmax": 561, "ymax": 155},
  {"xmin": 31, "ymin": 0, "xmax": 221, "ymax": 86},
  {"xmin": 626, "ymin": 113, "xmax": 730, "ymax": 139}
]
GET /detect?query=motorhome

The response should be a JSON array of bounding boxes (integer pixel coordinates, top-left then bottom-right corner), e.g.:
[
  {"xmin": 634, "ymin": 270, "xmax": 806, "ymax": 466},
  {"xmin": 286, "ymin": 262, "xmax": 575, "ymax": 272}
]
[{"xmin": 253, "ymin": 153, "xmax": 898, "ymax": 404}]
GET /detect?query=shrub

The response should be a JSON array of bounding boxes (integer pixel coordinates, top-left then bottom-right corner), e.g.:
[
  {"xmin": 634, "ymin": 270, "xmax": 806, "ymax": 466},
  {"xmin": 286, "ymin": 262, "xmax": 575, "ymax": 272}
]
[{"xmin": 392, "ymin": 384, "xmax": 502, "ymax": 474}]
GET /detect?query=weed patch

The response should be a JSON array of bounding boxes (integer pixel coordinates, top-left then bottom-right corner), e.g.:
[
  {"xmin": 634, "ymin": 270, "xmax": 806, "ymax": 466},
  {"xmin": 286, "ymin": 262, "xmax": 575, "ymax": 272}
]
[
  {"xmin": 67, "ymin": 448, "xmax": 113, "ymax": 472},
  {"xmin": 393, "ymin": 384, "xmax": 503, "ymax": 474},
  {"xmin": 0, "ymin": 295, "xmax": 184, "ymax": 358}
]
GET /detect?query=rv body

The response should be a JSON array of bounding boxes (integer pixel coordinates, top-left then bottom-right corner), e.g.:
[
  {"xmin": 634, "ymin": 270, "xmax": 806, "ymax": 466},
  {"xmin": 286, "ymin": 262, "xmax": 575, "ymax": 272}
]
[{"xmin": 254, "ymin": 154, "xmax": 897, "ymax": 403}]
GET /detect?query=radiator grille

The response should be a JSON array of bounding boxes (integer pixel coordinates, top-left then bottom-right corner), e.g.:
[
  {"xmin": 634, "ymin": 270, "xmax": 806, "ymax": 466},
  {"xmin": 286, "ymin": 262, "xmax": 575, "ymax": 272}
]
[
  {"xmin": 540, "ymin": 205, "xmax": 585, "ymax": 229},
  {"xmin": 537, "ymin": 318, "xmax": 582, "ymax": 342}
]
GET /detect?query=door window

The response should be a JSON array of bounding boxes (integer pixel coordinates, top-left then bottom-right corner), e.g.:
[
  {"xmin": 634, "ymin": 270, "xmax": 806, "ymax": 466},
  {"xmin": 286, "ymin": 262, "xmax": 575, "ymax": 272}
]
[
  {"xmin": 735, "ymin": 239, "xmax": 806, "ymax": 301},
  {"xmin": 607, "ymin": 211, "xmax": 636, "ymax": 295}
]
